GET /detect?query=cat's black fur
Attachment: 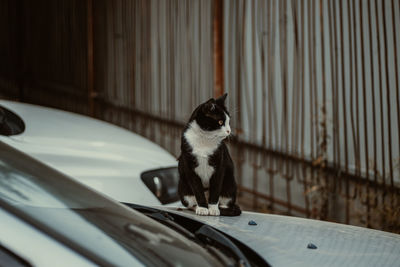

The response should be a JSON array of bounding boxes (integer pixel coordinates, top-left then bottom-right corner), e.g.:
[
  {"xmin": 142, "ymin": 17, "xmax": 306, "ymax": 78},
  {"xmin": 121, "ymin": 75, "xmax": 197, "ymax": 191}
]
[{"xmin": 178, "ymin": 93, "xmax": 241, "ymax": 216}]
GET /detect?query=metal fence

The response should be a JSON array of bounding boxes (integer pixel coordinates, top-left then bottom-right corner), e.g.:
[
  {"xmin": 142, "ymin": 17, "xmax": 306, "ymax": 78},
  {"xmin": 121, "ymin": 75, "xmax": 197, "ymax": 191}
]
[
  {"xmin": 224, "ymin": 0, "xmax": 400, "ymax": 231},
  {"xmin": 0, "ymin": 0, "xmax": 399, "ymax": 232}
]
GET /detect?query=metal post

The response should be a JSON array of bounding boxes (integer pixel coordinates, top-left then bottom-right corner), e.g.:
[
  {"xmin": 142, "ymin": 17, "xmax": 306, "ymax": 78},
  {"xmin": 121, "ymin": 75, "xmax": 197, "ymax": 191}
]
[{"xmin": 213, "ymin": 0, "xmax": 224, "ymax": 98}]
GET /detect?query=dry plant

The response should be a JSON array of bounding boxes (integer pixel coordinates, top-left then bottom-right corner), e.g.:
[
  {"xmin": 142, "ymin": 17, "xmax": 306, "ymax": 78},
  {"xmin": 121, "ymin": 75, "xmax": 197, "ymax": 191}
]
[
  {"xmin": 350, "ymin": 158, "xmax": 400, "ymax": 233},
  {"xmin": 306, "ymin": 103, "xmax": 330, "ymax": 220}
]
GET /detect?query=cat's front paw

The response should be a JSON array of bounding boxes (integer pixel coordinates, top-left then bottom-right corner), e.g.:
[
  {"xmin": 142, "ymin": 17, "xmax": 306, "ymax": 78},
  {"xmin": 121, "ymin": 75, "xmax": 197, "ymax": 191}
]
[
  {"xmin": 195, "ymin": 206, "xmax": 209, "ymax": 216},
  {"xmin": 208, "ymin": 204, "xmax": 220, "ymax": 216}
]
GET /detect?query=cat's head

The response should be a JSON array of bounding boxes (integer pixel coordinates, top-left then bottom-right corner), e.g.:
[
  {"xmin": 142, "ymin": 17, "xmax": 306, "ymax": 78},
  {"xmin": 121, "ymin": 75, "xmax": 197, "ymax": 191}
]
[{"xmin": 192, "ymin": 93, "xmax": 231, "ymax": 139}]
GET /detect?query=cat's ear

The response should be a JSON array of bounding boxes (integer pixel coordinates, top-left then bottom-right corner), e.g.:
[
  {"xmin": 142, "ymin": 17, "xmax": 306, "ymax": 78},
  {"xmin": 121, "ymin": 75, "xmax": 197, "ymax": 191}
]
[
  {"xmin": 216, "ymin": 93, "xmax": 228, "ymax": 107},
  {"xmin": 203, "ymin": 98, "xmax": 217, "ymax": 113}
]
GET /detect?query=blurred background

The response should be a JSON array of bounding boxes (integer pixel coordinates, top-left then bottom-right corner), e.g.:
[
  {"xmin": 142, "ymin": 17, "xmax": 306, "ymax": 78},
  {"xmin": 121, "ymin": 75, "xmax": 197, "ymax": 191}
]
[{"xmin": 0, "ymin": 0, "xmax": 399, "ymax": 232}]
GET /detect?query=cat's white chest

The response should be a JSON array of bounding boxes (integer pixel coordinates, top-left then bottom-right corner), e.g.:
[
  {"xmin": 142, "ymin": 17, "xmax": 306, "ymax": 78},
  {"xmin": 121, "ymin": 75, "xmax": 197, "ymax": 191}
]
[
  {"xmin": 194, "ymin": 156, "xmax": 214, "ymax": 188},
  {"xmin": 184, "ymin": 122, "xmax": 221, "ymax": 188}
]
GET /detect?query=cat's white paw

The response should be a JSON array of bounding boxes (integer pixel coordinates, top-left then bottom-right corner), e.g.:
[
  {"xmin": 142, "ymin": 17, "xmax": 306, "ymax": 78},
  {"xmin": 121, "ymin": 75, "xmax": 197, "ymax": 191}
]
[
  {"xmin": 208, "ymin": 204, "xmax": 220, "ymax": 216},
  {"xmin": 196, "ymin": 206, "xmax": 209, "ymax": 216}
]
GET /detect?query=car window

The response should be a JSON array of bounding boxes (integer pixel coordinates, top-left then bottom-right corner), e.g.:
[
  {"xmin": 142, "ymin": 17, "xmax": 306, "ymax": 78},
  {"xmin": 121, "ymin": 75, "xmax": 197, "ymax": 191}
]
[
  {"xmin": 0, "ymin": 142, "xmax": 222, "ymax": 267},
  {"xmin": 0, "ymin": 106, "xmax": 25, "ymax": 136}
]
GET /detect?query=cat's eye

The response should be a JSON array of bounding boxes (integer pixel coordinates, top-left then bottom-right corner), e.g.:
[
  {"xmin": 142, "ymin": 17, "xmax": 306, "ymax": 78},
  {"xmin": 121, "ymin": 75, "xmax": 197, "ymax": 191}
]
[{"xmin": 218, "ymin": 120, "xmax": 223, "ymax": 125}]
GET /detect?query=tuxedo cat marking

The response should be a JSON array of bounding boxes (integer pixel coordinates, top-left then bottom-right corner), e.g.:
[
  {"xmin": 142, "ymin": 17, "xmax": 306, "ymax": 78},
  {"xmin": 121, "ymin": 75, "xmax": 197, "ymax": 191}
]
[{"xmin": 178, "ymin": 93, "xmax": 241, "ymax": 216}]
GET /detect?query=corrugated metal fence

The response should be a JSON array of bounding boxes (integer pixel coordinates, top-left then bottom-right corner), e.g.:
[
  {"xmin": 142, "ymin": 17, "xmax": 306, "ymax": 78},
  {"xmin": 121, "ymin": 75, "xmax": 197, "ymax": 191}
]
[
  {"xmin": 224, "ymin": 0, "xmax": 400, "ymax": 231},
  {"xmin": 0, "ymin": 0, "xmax": 399, "ymax": 232}
]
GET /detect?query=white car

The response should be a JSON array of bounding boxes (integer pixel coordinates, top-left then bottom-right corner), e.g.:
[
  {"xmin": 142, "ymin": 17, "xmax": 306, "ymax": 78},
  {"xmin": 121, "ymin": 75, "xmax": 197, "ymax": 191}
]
[
  {"xmin": 1, "ymin": 142, "xmax": 266, "ymax": 266},
  {"xmin": 2, "ymin": 100, "xmax": 400, "ymax": 267},
  {"xmin": 0, "ymin": 100, "xmax": 179, "ymax": 206},
  {"xmin": 1, "ymin": 141, "xmax": 400, "ymax": 267}
]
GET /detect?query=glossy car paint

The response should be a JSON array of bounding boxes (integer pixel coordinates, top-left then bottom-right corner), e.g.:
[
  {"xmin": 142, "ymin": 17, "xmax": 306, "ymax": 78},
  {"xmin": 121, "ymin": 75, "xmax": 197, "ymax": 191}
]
[
  {"xmin": 0, "ymin": 142, "xmax": 223, "ymax": 267},
  {"xmin": 162, "ymin": 208, "xmax": 400, "ymax": 267},
  {"xmin": 3, "ymin": 101, "xmax": 400, "ymax": 267},
  {"xmin": 0, "ymin": 209, "xmax": 98, "ymax": 267},
  {"xmin": 0, "ymin": 100, "xmax": 178, "ymax": 206}
]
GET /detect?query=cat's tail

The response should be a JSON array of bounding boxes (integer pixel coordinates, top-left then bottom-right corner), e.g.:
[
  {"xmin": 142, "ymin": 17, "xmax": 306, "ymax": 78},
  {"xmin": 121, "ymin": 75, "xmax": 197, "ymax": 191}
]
[{"xmin": 219, "ymin": 204, "xmax": 241, "ymax": 216}]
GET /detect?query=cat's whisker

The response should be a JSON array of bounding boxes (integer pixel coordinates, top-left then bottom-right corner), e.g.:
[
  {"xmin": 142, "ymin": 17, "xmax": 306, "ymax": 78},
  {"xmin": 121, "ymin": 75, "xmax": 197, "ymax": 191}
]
[{"xmin": 228, "ymin": 107, "xmax": 240, "ymax": 116}]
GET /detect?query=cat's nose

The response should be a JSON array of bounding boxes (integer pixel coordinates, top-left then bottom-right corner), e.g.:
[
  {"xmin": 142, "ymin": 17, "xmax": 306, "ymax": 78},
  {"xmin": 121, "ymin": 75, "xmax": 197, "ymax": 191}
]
[{"xmin": 226, "ymin": 130, "xmax": 231, "ymax": 135}]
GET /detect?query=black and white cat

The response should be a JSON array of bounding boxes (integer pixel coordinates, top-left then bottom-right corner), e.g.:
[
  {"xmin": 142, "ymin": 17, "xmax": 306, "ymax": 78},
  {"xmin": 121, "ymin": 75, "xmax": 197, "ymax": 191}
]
[{"xmin": 178, "ymin": 93, "xmax": 241, "ymax": 216}]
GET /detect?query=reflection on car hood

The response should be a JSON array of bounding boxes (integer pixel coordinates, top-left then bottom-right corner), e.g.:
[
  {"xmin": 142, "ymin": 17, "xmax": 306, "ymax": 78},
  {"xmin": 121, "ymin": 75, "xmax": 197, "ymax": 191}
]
[
  {"xmin": 0, "ymin": 101, "xmax": 177, "ymax": 205},
  {"xmin": 0, "ymin": 142, "xmax": 221, "ymax": 267},
  {"xmin": 163, "ymin": 208, "xmax": 400, "ymax": 267}
]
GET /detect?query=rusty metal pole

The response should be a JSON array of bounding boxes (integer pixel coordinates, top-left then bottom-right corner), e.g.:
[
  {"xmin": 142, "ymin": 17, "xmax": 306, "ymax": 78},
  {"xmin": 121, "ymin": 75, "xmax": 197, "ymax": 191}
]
[
  {"xmin": 213, "ymin": 0, "xmax": 224, "ymax": 98},
  {"xmin": 16, "ymin": 0, "xmax": 24, "ymax": 101},
  {"xmin": 87, "ymin": 0, "xmax": 95, "ymax": 116}
]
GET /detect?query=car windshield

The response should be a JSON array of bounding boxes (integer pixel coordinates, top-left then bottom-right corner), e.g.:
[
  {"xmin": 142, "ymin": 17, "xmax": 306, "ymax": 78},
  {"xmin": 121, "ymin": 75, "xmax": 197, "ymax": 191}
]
[{"xmin": 0, "ymin": 142, "xmax": 221, "ymax": 266}]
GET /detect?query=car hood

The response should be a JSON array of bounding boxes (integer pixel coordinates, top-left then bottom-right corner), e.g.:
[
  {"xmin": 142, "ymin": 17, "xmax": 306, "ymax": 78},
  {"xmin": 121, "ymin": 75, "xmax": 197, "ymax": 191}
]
[
  {"xmin": 0, "ymin": 100, "xmax": 178, "ymax": 205},
  {"xmin": 163, "ymin": 208, "xmax": 400, "ymax": 267}
]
